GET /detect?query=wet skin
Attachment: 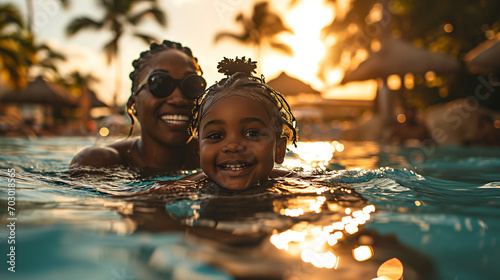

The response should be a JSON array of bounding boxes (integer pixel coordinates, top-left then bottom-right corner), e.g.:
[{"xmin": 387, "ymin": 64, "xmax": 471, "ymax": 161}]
[
  {"xmin": 70, "ymin": 48, "xmax": 200, "ymax": 172},
  {"xmin": 198, "ymin": 94, "xmax": 287, "ymax": 191},
  {"xmin": 131, "ymin": 49, "xmax": 199, "ymax": 147}
]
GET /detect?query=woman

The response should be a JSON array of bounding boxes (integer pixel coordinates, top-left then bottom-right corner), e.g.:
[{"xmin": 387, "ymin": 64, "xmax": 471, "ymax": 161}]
[{"xmin": 70, "ymin": 40, "xmax": 206, "ymax": 175}]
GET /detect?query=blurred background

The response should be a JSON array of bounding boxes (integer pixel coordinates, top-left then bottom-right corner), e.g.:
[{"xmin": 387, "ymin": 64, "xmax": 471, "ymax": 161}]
[{"xmin": 0, "ymin": 0, "xmax": 499, "ymax": 145}]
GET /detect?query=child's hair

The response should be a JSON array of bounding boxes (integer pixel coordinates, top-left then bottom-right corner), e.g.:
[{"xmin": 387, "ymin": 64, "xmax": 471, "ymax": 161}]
[
  {"xmin": 129, "ymin": 39, "xmax": 203, "ymax": 94},
  {"xmin": 188, "ymin": 57, "xmax": 298, "ymax": 147}
]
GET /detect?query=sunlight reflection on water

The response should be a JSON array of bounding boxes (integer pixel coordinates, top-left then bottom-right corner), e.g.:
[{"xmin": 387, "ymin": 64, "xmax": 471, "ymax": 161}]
[{"xmin": 1, "ymin": 137, "xmax": 500, "ymax": 280}]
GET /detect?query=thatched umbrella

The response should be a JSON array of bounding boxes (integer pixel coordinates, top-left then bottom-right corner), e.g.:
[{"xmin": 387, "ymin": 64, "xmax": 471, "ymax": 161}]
[
  {"xmin": 0, "ymin": 76, "xmax": 76, "ymax": 107},
  {"xmin": 267, "ymin": 72, "xmax": 319, "ymax": 95},
  {"xmin": 89, "ymin": 91, "xmax": 108, "ymax": 108},
  {"xmin": 464, "ymin": 33, "xmax": 500, "ymax": 74},
  {"xmin": 341, "ymin": 36, "xmax": 460, "ymax": 84},
  {"xmin": 340, "ymin": 36, "xmax": 460, "ymax": 140}
]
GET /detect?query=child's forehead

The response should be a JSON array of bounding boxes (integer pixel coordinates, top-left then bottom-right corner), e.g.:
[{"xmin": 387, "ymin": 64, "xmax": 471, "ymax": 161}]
[{"xmin": 202, "ymin": 93, "xmax": 272, "ymax": 120}]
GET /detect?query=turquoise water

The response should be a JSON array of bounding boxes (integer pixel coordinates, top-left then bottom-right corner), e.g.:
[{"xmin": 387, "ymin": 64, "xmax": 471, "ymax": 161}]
[{"xmin": 1, "ymin": 137, "xmax": 500, "ymax": 279}]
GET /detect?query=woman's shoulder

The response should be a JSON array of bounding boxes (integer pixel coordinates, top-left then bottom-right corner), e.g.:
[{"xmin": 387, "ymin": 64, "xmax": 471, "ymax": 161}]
[{"xmin": 70, "ymin": 139, "xmax": 135, "ymax": 169}]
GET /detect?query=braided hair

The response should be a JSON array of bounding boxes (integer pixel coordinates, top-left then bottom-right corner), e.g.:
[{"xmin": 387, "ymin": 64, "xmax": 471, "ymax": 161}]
[
  {"xmin": 188, "ymin": 57, "xmax": 298, "ymax": 147},
  {"xmin": 126, "ymin": 40, "xmax": 202, "ymax": 137},
  {"xmin": 129, "ymin": 40, "xmax": 203, "ymax": 94}
]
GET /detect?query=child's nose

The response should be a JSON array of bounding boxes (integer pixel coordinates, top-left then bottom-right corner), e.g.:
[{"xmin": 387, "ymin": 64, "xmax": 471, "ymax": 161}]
[{"xmin": 222, "ymin": 141, "xmax": 246, "ymax": 153}]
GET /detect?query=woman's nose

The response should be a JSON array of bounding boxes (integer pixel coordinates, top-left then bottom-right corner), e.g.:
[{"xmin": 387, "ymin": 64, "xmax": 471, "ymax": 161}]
[{"xmin": 165, "ymin": 86, "xmax": 190, "ymax": 107}]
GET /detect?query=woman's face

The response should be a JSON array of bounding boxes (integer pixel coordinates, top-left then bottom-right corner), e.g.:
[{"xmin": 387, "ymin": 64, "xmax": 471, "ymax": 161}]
[{"xmin": 132, "ymin": 49, "xmax": 199, "ymax": 147}]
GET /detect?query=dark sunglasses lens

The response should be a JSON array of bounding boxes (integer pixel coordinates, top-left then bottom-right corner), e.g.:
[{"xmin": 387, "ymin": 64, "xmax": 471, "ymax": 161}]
[
  {"xmin": 148, "ymin": 73, "xmax": 173, "ymax": 98},
  {"xmin": 181, "ymin": 75, "xmax": 207, "ymax": 99}
]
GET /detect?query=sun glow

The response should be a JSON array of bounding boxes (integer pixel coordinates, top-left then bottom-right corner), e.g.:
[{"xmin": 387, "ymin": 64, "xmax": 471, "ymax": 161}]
[
  {"xmin": 270, "ymin": 204, "xmax": 376, "ymax": 268},
  {"xmin": 266, "ymin": 0, "xmax": 334, "ymax": 90}
]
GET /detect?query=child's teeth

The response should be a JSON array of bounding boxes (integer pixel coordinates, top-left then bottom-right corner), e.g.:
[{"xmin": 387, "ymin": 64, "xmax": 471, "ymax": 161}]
[{"xmin": 225, "ymin": 163, "xmax": 247, "ymax": 170}]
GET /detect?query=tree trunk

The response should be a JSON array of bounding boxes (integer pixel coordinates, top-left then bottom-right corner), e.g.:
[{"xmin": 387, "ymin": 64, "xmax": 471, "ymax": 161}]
[
  {"xmin": 25, "ymin": 0, "xmax": 33, "ymax": 32},
  {"xmin": 79, "ymin": 84, "xmax": 91, "ymax": 133},
  {"xmin": 112, "ymin": 49, "xmax": 122, "ymax": 113}
]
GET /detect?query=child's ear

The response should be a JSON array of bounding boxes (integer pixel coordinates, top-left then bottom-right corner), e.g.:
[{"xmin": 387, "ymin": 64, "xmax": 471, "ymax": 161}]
[{"xmin": 274, "ymin": 137, "xmax": 287, "ymax": 164}]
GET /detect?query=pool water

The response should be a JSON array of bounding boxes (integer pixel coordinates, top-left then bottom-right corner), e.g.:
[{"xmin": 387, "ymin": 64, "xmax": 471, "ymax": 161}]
[{"xmin": 1, "ymin": 137, "xmax": 500, "ymax": 279}]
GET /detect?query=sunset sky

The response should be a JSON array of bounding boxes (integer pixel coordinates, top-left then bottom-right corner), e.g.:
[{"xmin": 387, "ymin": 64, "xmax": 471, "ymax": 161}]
[{"xmin": 7, "ymin": 0, "xmax": 376, "ymax": 106}]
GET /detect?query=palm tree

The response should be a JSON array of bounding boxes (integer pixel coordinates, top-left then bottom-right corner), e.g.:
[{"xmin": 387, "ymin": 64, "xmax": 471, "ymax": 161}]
[
  {"xmin": 214, "ymin": 1, "xmax": 293, "ymax": 73},
  {"xmin": 32, "ymin": 43, "xmax": 66, "ymax": 78},
  {"xmin": 0, "ymin": 4, "xmax": 36, "ymax": 89},
  {"xmin": 66, "ymin": 0, "xmax": 166, "ymax": 110},
  {"xmin": 67, "ymin": 71, "xmax": 99, "ymax": 132}
]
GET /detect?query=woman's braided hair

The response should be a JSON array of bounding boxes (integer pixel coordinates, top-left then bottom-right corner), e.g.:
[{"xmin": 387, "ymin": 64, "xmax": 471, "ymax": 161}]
[
  {"xmin": 129, "ymin": 40, "xmax": 203, "ymax": 94},
  {"xmin": 188, "ymin": 57, "xmax": 298, "ymax": 147}
]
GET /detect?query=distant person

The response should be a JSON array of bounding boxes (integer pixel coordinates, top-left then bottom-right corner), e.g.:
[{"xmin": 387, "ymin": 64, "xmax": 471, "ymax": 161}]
[
  {"xmin": 70, "ymin": 40, "xmax": 206, "ymax": 175},
  {"xmin": 464, "ymin": 113, "xmax": 500, "ymax": 147},
  {"xmin": 389, "ymin": 106, "xmax": 430, "ymax": 145}
]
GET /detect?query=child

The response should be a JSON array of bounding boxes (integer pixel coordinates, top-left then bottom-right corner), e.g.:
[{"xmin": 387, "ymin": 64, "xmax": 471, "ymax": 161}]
[{"xmin": 153, "ymin": 57, "xmax": 298, "ymax": 192}]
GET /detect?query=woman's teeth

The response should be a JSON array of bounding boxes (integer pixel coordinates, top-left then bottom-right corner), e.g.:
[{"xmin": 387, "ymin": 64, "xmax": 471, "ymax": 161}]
[{"xmin": 160, "ymin": 115, "xmax": 189, "ymax": 125}]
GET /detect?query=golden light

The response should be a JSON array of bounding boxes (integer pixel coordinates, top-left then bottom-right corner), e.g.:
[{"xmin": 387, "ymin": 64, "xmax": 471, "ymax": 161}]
[
  {"xmin": 371, "ymin": 39, "xmax": 381, "ymax": 52},
  {"xmin": 334, "ymin": 142, "xmax": 345, "ymax": 152},
  {"xmin": 285, "ymin": 142, "xmax": 337, "ymax": 170},
  {"xmin": 326, "ymin": 67, "xmax": 344, "ymax": 84},
  {"xmin": 277, "ymin": 0, "xmax": 333, "ymax": 88},
  {"xmin": 387, "ymin": 75, "xmax": 401, "ymax": 90},
  {"xmin": 397, "ymin": 114, "xmax": 406, "ymax": 123},
  {"xmin": 415, "ymin": 201, "xmax": 421, "ymax": 206},
  {"xmin": 301, "ymin": 249, "xmax": 339, "ymax": 269},
  {"xmin": 323, "ymin": 80, "xmax": 378, "ymax": 100},
  {"xmin": 376, "ymin": 258, "xmax": 404, "ymax": 280},
  {"xmin": 444, "ymin": 23, "xmax": 454, "ymax": 33},
  {"xmin": 345, "ymin": 223, "xmax": 359, "ymax": 234},
  {"xmin": 404, "ymin": 73, "xmax": 414, "ymax": 89},
  {"xmin": 281, "ymin": 208, "xmax": 304, "ymax": 217},
  {"xmin": 309, "ymin": 196, "xmax": 327, "ymax": 213},
  {"xmin": 270, "ymin": 204, "xmax": 376, "ymax": 268},
  {"xmin": 353, "ymin": 245, "xmax": 373, "ymax": 261},
  {"xmin": 439, "ymin": 87, "xmax": 449, "ymax": 98},
  {"xmin": 99, "ymin": 127, "xmax": 110, "ymax": 137},
  {"xmin": 425, "ymin": 71, "xmax": 436, "ymax": 81},
  {"xmin": 494, "ymin": 120, "xmax": 500, "ymax": 129},
  {"xmin": 270, "ymin": 229, "xmax": 306, "ymax": 251}
]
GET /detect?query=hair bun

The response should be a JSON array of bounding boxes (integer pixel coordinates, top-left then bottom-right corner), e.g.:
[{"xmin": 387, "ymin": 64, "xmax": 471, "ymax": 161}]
[{"xmin": 217, "ymin": 56, "xmax": 257, "ymax": 77}]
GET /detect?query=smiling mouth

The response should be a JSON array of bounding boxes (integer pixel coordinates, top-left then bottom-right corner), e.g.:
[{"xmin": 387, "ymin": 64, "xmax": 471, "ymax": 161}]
[
  {"xmin": 219, "ymin": 162, "xmax": 253, "ymax": 171},
  {"xmin": 160, "ymin": 114, "xmax": 190, "ymax": 125}
]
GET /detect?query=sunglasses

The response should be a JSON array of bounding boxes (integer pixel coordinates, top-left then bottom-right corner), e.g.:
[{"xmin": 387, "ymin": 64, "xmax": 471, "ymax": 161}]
[{"xmin": 134, "ymin": 71, "xmax": 207, "ymax": 99}]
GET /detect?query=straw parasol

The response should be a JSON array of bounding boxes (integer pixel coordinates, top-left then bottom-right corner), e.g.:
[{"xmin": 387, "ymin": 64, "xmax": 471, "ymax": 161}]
[
  {"xmin": 464, "ymin": 33, "xmax": 500, "ymax": 74},
  {"xmin": 267, "ymin": 72, "xmax": 319, "ymax": 95},
  {"xmin": 340, "ymin": 36, "xmax": 461, "ymax": 140},
  {"xmin": 87, "ymin": 90, "xmax": 108, "ymax": 108},
  {"xmin": 341, "ymin": 36, "xmax": 461, "ymax": 84},
  {"xmin": 0, "ymin": 76, "xmax": 76, "ymax": 107}
]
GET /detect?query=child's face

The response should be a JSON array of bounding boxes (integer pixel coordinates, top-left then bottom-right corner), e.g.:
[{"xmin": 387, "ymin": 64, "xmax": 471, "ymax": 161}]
[{"xmin": 198, "ymin": 94, "xmax": 287, "ymax": 191}]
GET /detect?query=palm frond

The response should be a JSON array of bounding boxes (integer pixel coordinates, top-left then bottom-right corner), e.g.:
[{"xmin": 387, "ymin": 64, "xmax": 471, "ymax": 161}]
[
  {"xmin": 66, "ymin": 17, "xmax": 103, "ymax": 36},
  {"xmin": 129, "ymin": 7, "xmax": 166, "ymax": 26},
  {"xmin": 0, "ymin": 4, "xmax": 24, "ymax": 30},
  {"xmin": 214, "ymin": 32, "xmax": 249, "ymax": 44},
  {"xmin": 269, "ymin": 42, "xmax": 293, "ymax": 55},
  {"xmin": 133, "ymin": 33, "xmax": 157, "ymax": 45}
]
